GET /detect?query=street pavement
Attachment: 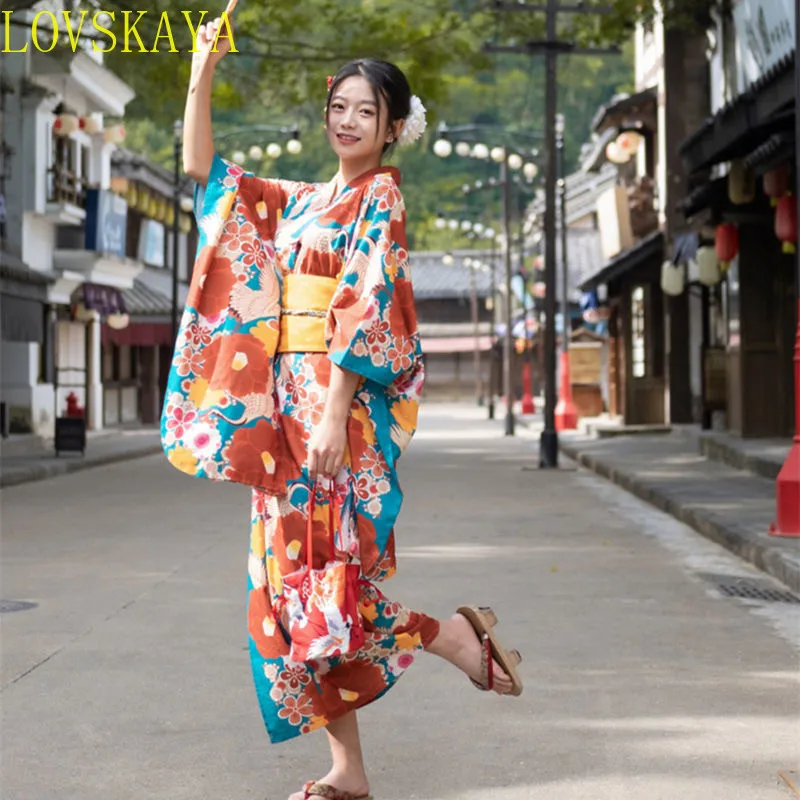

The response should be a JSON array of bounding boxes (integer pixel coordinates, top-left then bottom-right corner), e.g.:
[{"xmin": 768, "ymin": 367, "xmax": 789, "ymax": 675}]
[
  {"xmin": 2, "ymin": 403, "xmax": 799, "ymax": 800},
  {"xmin": 557, "ymin": 429, "xmax": 800, "ymax": 593}
]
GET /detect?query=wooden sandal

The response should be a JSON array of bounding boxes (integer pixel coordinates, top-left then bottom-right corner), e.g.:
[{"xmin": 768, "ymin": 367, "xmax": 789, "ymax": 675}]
[
  {"xmin": 457, "ymin": 605, "xmax": 524, "ymax": 697},
  {"xmin": 302, "ymin": 781, "xmax": 374, "ymax": 800}
]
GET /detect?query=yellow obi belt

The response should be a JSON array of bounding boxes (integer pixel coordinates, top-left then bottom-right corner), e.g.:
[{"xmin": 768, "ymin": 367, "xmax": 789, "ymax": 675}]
[{"xmin": 276, "ymin": 273, "xmax": 339, "ymax": 354}]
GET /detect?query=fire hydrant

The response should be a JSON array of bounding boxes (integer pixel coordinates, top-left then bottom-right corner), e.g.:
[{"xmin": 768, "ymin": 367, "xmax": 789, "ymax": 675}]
[{"xmin": 65, "ymin": 392, "xmax": 85, "ymax": 418}]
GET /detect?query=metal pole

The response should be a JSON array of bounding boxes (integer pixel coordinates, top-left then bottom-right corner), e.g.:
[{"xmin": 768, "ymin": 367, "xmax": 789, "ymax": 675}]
[
  {"xmin": 171, "ymin": 119, "xmax": 182, "ymax": 344},
  {"xmin": 557, "ymin": 114, "xmax": 569, "ymax": 355},
  {"xmin": 469, "ymin": 261, "xmax": 483, "ymax": 404},
  {"xmin": 502, "ymin": 156, "xmax": 515, "ymax": 436},
  {"xmin": 539, "ymin": 0, "xmax": 559, "ymax": 467},
  {"xmin": 488, "ymin": 237, "xmax": 497, "ymax": 419}
]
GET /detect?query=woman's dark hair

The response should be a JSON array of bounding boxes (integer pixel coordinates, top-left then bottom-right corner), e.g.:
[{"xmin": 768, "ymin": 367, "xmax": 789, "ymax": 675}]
[{"xmin": 325, "ymin": 59, "xmax": 412, "ymax": 155}]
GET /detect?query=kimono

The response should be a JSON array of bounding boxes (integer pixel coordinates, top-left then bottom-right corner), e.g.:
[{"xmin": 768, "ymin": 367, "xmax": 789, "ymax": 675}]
[{"xmin": 161, "ymin": 154, "xmax": 439, "ymax": 743}]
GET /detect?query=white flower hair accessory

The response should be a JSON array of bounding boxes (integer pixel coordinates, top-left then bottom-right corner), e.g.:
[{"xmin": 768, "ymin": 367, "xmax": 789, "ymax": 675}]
[{"xmin": 397, "ymin": 95, "xmax": 427, "ymax": 147}]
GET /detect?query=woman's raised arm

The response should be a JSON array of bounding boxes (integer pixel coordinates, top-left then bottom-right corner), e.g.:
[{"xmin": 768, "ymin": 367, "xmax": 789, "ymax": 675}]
[{"xmin": 182, "ymin": 17, "xmax": 232, "ymax": 186}]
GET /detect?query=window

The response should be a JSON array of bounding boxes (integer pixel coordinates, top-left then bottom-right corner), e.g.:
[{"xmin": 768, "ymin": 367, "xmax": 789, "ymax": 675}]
[
  {"xmin": 631, "ymin": 285, "xmax": 646, "ymax": 378},
  {"xmin": 48, "ymin": 135, "xmax": 86, "ymax": 207}
]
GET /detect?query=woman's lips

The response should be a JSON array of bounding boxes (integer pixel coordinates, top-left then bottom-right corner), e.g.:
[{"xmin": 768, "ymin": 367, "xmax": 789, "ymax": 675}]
[{"xmin": 336, "ymin": 133, "xmax": 360, "ymax": 145}]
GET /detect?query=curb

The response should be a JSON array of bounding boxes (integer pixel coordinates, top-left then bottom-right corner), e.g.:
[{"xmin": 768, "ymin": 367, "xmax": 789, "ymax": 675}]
[
  {"xmin": 0, "ymin": 442, "xmax": 164, "ymax": 489},
  {"xmin": 560, "ymin": 439, "xmax": 800, "ymax": 594},
  {"xmin": 697, "ymin": 434, "xmax": 784, "ymax": 481}
]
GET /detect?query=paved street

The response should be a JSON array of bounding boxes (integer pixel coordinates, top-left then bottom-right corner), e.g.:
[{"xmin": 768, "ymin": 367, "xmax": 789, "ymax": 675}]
[{"xmin": 2, "ymin": 403, "xmax": 799, "ymax": 800}]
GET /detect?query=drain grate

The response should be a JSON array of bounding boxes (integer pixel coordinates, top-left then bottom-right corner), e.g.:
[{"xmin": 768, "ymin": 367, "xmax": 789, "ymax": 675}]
[
  {"xmin": 0, "ymin": 600, "xmax": 38, "ymax": 614},
  {"xmin": 698, "ymin": 574, "xmax": 800, "ymax": 604}
]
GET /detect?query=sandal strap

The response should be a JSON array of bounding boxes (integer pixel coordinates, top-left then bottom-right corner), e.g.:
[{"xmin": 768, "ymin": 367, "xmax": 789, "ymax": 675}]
[
  {"xmin": 303, "ymin": 781, "xmax": 372, "ymax": 800},
  {"xmin": 469, "ymin": 633, "xmax": 493, "ymax": 691}
]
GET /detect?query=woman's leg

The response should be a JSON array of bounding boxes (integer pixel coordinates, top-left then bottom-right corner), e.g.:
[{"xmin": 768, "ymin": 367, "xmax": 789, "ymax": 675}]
[
  {"xmin": 426, "ymin": 613, "xmax": 514, "ymax": 694},
  {"xmin": 288, "ymin": 711, "xmax": 371, "ymax": 800}
]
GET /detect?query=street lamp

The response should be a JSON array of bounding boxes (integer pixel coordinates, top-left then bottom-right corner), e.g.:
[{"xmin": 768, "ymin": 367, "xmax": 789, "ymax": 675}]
[{"xmin": 434, "ymin": 121, "xmax": 543, "ymax": 435}]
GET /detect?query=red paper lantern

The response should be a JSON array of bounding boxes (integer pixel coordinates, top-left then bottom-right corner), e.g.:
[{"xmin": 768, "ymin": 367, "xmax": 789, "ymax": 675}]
[
  {"xmin": 715, "ymin": 223, "xmax": 739, "ymax": 270},
  {"xmin": 775, "ymin": 194, "xmax": 797, "ymax": 254},
  {"xmin": 763, "ymin": 164, "xmax": 790, "ymax": 206}
]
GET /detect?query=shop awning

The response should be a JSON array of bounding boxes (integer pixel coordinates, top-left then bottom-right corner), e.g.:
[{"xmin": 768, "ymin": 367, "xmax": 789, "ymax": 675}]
[
  {"xmin": 591, "ymin": 87, "xmax": 657, "ymax": 135},
  {"xmin": 679, "ymin": 51, "xmax": 795, "ymax": 174},
  {"xmin": 81, "ymin": 282, "xmax": 127, "ymax": 315},
  {"xmin": 579, "ymin": 230, "xmax": 664, "ymax": 292}
]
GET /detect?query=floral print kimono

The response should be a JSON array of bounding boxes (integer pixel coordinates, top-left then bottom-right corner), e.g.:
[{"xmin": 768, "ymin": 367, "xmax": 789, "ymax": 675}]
[{"xmin": 161, "ymin": 154, "xmax": 439, "ymax": 743}]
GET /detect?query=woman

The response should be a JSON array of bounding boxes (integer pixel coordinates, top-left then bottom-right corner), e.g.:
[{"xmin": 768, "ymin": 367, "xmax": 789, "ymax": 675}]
[{"xmin": 163, "ymin": 17, "xmax": 523, "ymax": 800}]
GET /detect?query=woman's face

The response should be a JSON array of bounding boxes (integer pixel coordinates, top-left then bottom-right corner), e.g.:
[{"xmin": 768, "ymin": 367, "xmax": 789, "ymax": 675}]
[{"xmin": 326, "ymin": 75, "xmax": 395, "ymax": 166}]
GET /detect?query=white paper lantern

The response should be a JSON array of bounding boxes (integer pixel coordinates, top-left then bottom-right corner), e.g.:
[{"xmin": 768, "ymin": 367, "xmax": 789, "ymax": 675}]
[
  {"xmin": 605, "ymin": 140, "xmax": 629, "ymax": 165},
  {"xmin": 471, "ymin": 143, "xmax": 489, "ymax": 160},
  {"xmin": 523, "ymin": 162, "xmax": 539, "ymax": 180},
  {"xmin": 490, "ymin": 146, "xmax": 506, "ymax": 163},
  {"xmin": 433, "ymin": 138, "xmax": 453, "ymax": 158},
  {"xmin": 232, "ymin": 150, "xmax": 246, "ymax": 163},
  {"xmin": 106, "ymin": 312, "xmax": 130, "ymax": 330},
  {"xmin": 507, "ymin": 153, "xmax": 523, "ymax": 170},
  {"xmin": 728, "ymin": 159, "xmax": 756, "ymax": 205},
  {"xmin": 616, "ymin": 131, "xmax": 642, "ymax": 156},
  {"xmin": 248, "ymin": 145, "xmax": 263, "ymax": 161},
  {"xmin": 81, "ymin": 114, "xmax": 102, "ymax": 135},
  {"xmin": 696, "ymin": 246, "xmax": 721, "ymax": 286},
  {"xmin": 286, "ymin": 138, "xmax": 303, "ymax": 155},
  {"xmin": 102, "ymin": 124, "xmax": 126, "ymax": 144},
  {"xmin": 54, "ymin": 113, "xmax": 80, "ymax": 136},
  {"xmin": 266, "ymin": 143, "xmax": 282, "ymax": 159},
  {"xmin": 455, "ymin": 141, "xmax": 471, "ymax": 157},
  {"xmin": 660, "ymin": 260, "xmax": 685, "ymax": 296}
]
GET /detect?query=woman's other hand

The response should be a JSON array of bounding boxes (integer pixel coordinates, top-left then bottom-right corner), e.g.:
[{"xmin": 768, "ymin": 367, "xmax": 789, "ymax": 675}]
[{"xmin": 307, "ymin": 416, "xmax": 348, "ymax": 479}]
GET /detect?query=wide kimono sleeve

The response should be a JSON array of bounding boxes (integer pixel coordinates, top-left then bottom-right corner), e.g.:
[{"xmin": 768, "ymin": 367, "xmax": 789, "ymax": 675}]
[
  {"xmin": 160, "ymin": 154, "xmax": 309, "ymax": 492},
  {"xmin": 326, "ymin": 175, "xmax": 425, "ymax": 462}
]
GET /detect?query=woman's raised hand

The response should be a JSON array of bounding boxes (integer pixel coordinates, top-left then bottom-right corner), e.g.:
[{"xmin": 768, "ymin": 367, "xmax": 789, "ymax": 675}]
[{"xmin": 190, "ymin": 16, "xmax": 234, "ymax": 87}]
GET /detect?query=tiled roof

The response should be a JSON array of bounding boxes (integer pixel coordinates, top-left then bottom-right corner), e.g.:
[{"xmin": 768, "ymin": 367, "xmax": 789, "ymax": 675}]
[
  {"xmin": 122, "ymin": 278, "xmax": 172, "ymax": 315},
  {"xmin": 410, "ymin": 250, "xmax": 496, "ymax": 300},
  {"xmin": 542, "ymin": 227, "xmax": 606, "ymax": 300}
]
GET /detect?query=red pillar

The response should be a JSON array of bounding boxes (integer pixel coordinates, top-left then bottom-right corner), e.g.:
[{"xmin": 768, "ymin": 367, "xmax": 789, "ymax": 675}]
[
  {"xmin": 555, "ymin": 350, "xmax": 578, "ymax": 431},
  {"xmin": 770, "ymin": 298, "xmax": 800, "ymax": 537},
  {"xmin": 520, "ymin": 362, "xmax": 536, "ymax": 414}
]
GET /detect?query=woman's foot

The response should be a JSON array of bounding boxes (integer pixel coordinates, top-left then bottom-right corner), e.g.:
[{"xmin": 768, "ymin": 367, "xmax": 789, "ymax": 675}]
[
  {"xmin": 428, "ymin": 612, "xmax": 514, "ymax": 694},
  {"xmin": 287, "ymin": 770, "xmax": 371, "ymax": 799}
]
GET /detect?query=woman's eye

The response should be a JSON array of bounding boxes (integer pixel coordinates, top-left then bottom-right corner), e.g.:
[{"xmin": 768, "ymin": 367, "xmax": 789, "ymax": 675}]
[
  {"xmin": 332, "ymin": 103, "xmax": 344, "ymax": 111},
  {"xmin": 360, "ymin": 109, "xmax": 374, "ymax": 117}
]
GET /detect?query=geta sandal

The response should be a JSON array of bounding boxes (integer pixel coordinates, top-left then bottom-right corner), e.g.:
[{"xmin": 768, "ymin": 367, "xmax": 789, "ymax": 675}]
[
  {"xmin": 302, "ymin": 781, "xmax": 373, "ymax": 800},
  {"xmin": 457, "ymin": 605, "xmax": 523, "ymax": 696}
]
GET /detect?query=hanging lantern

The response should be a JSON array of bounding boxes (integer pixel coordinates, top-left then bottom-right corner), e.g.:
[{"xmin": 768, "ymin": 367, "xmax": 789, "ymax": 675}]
[
  {"xmin": 165, "ymin": 205, "xmax": 175, "ymax": 227},
  {"xmin": 126, "ymin": 184, "xmax": 138, "ymax": 207},
  {"xmin": 179, "ymin": 213, "xmax": 192, "ymax": 234},
  {"xmin": 775, "ymin": 194, "xmax": 797, "ymax": 254},
  {"xmin": 103, "ymin": 124, "xmax": 126, "ymax": 145},
  {"xmin": 661, "ymin": 260, "xmax": 685, "ymax": 296},
  {"xmin": 53, "ymin": 113, "xmax": 80, "ymax": 136},
  {"xmin": 106, "ymin": 313, "xmax": 130, "ymax": 331},
  {"xmin": 763, "ymin": 164, "xmax": 790, "ymax": 206},
  {"xmin": 715, "ymin": 223, "xmax": 739, "ymax": 271},
  {"xmin": 696, "ymin": 246, "xmax": 721, "ymax": 286},
  {"xmin": 728, "ymin": 159, "xmax": 756, "ymax": 205},
  {"xmin": 616, "ymin": 131, "xmax": 642, "ymax": 157},
  {"xmin": 605, "ymin": 140, "xmax": 630, "ymax": 165}
]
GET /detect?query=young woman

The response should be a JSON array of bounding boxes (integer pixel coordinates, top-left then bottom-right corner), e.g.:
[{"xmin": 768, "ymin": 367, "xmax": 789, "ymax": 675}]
[{"xmin": 164, "ymin": 17, "xmax": 523, "ymax": 800}]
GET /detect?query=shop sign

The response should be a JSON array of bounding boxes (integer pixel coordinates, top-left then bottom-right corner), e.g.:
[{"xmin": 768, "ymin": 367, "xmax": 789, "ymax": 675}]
[
  {"xmin": 734, "ymin": 0, "xmax": 795, "ymax": 89},
  {"xmin": 85, "ymin": 189, "xmax": 128, "ymax": 258}
]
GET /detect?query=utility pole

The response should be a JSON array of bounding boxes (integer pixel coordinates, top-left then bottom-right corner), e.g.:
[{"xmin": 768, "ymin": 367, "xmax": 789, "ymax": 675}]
[
  {"xmin": 171, "ymin": 119, "xmax": 182, "ymax": 344},
  {"xmin": 486, "ymin": 0, "xmax": 619, "ymax": 467}
]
